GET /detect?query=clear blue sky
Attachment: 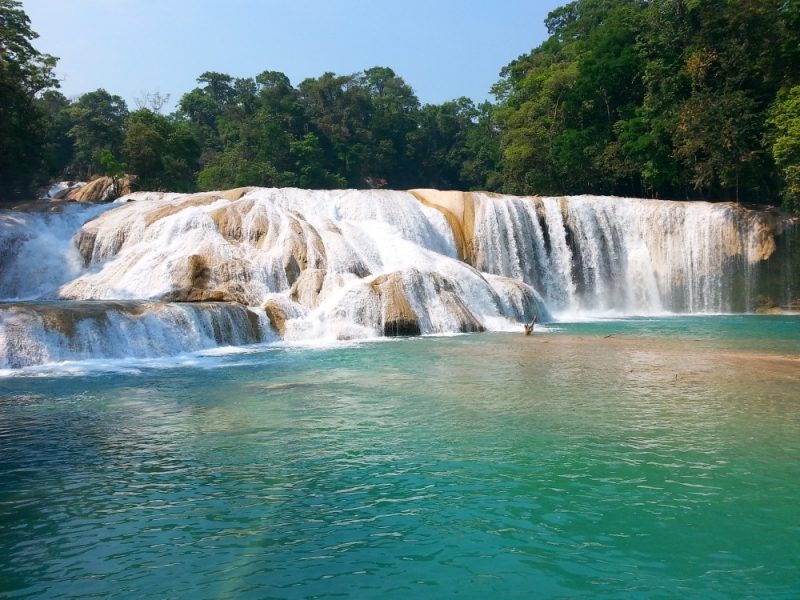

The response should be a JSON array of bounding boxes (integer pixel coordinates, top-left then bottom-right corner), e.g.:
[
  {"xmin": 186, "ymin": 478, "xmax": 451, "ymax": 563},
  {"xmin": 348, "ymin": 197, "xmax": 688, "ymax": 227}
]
[{"xmin": 23, "ymin": 0, "xmax": 564, "ymax": 110}]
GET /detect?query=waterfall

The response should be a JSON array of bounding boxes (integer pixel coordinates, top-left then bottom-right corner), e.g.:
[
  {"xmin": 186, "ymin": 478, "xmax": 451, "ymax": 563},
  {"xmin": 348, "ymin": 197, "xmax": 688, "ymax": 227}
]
[
  {"xmin": 459, "ymin": 193, "xmax": 795, "ymax": 316},
  {"xmin": 0, "ymin": 301, "xmax": 267, "ymax": 370},
  {"xmin": 0, "ymin": 188, "xmax": 796, "ymax": 368},
  {"xmin": 0, "ymin": 203, "xmax": 113, "ymax": 300}
]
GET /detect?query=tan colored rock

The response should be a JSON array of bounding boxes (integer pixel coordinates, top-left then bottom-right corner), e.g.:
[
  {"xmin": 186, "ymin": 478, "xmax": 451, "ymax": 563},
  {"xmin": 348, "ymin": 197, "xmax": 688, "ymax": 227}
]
[
  {"xmin": 429, "ymin": 272, "xmax": 484, "ymax": 333},
  {"xmin": 160, "ymin": 253, "xmax": 249, "ymax": 304},
  {"xmin": 209, "ymin": 200, "xmax": 250, "ymax": 244},
  {"xmin": 38, "ymin": 301, "xmax": 147, "ymax": 339},
  {"xmin": 264, "ymin": 299, "xmax": 290, "ymax": 338},
  {"xmin": 369, "ymin": 271, "xmax": 421, "ymax": 336},
  {"xmin": 408, "ymin": 189, "xmax": 476, "ymax": 263},
  {"xmin": 220, "ymin": 187, "xmax": 254, "ymax": 201},
  {"xmin": 143, "ymin": 193, "xmax": 224, "ymax": 227},
  {"xmin": 209, "ymin": 202, "xmax": 328, "ymax": 287},
  {"xmin": 263, "ymin": 296, "xmax": 308, "ymax": 339},
  {"xmin": 74, "ymin": 222, "xmax": 99, "ymax": 266},
  {"xmin": 66, "ymin": 176, "xmax": 133, "ymax": 202},
  {"xmin": 289, "ymin": 268, "xmax": 327, "ymax": 309},
  {"xmin": 281, "ymin": 213, "xmax": 327, "ymax": 286}
]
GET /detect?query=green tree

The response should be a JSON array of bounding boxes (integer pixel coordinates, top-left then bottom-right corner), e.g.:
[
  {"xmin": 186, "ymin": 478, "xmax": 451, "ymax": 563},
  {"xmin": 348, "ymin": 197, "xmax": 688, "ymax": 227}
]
[
  {"xmin": 462, "ymin": 101, "xmax": 503, "ymax": 191},
  {"xmin": 37, "ymin": 90, "xmax": 75, "ymax": 180},
  {"xmin": 98, "ymin": 149, "xmax": 127, "ymax": 198},
  {"xmin": 493, "ymin": 0, "xmax": 797, "ymax": 202},
  {"xmin": 0, "ymin": 0, "xmax": 59, "ymax": 196},
  {"xmin": 297, "ymin": 71, "xmax": 371, "ymax": 186},
  {"xmin": 768, "ymin": 86, "xmax": 800, "ymax": 214},
  {"xmin": 410, "ymin": 97, "xmax": 479, "ymax": 190},
  {"xmin": 290, "ymin": 133, "xmax": 346, "ymax": 189},
  {"xmin": 66, "ymin": 89, "xmax": 129, "ymax": 178},
  {"xmin": 635, "ymin": 0, "xmax": 785, "ymax": 200},
  {"xmin": 360, "ymin": 67, "xmax": 420, "ymax": 186},
  {"xmin": 123, "ymin": 108, "xmax": 200, "ymax": 192}
]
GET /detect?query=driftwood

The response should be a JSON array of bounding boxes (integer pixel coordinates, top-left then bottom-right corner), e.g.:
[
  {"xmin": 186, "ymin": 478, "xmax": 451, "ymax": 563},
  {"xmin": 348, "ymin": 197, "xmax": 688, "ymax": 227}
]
[{"xmin": 523, "ymin": 315, "xmax": 537, "ymax": 335}]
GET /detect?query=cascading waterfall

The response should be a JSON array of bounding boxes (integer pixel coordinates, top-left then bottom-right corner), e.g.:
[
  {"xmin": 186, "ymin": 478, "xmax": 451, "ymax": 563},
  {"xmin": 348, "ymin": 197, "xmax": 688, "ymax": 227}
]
[
  {"xmin": 0, "ymin": 301, "xmax": 267, "ymax": 370},
  {"xmin": 0, "ymin": 203, "xmax": 113, "ymax": 300},
  {"xmin": 466, "ymin": 193, "xmax": 795, "ymax": 315},
  {"xmin": 0, "ymin": 188, "xmax": 796, "ymax": 368}
]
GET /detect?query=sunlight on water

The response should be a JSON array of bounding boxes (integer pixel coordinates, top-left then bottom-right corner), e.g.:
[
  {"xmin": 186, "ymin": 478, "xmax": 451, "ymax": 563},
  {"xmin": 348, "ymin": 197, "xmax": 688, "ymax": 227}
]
[{"xmin": 1, "ymin": 317, "xmax": 799, "ymax": 599}]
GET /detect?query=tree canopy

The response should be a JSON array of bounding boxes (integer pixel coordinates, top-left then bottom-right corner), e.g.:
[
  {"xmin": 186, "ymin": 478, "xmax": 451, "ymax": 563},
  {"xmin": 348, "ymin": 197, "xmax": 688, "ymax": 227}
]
[
  {"xmin": 1, "ymin": 0, "xmax": 799, "ymax": 212},
  {"xmin": 0, "ymin": 0, "xmax": 58, "ymax": 197},
  {"xmin": 494, "ymin": 0, "xmax": 800, "ymax": 203}
]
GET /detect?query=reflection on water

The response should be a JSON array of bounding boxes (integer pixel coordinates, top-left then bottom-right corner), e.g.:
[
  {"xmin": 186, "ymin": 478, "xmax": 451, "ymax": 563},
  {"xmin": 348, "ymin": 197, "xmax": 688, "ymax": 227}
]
[{"xmin": 0, "ymin": 317, "xmax": 799, "ymax": 599}]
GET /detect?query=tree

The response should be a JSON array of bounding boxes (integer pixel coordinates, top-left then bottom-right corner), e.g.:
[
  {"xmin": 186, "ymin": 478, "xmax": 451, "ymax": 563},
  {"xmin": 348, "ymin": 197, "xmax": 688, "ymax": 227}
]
[
  {"xmin": 123, "ymin": 108, "xmax": 200, "ymax": 192},
  {"xmin": 410, "ymin": 97, "xmax": 479, "ymax": 190},
  {"xmin": 360, "ymin": 67, "xmax": 420, "ymax": 186},
  {"xmin": 492, "ymin": 0, "xmax": 796, "ymax": 202},
  {"xmin": 98, "ymin": 149, "xmax": 127, "ymax": 199},
  {"xmin": 0, "ymin": 0, "xmax": 59, "ymax": 196},
  {"xmin": 37, "ymin": 90, "xmax": 75, "ymax": 180},
  {"xmin": 290, "ymin": 133, "xmax": 346, "ymax": 189},
  {"xmin": 133, "ymin": 90, "xmax": 171, "ymax": 113},
  {"xmin": 66, "ymin": 89, "xmax": 129, "ymax": 178},
  {"xmin": 768, "ymin": 86, "xmax": 800, "ymax": 214}
]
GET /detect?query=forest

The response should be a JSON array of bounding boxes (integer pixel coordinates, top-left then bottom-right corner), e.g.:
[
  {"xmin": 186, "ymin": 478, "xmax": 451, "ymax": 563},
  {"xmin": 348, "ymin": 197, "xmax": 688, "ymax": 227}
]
[{"xmin": 1, "ymin": 0, "xmax": 799, "ymax": 212}]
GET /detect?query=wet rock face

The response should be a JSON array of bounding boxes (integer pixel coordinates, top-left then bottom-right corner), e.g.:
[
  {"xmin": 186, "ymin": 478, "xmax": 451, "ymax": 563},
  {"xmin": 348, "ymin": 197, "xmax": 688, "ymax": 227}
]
[
  {"xmin": 0, "ymin": 217, "xmax": 31, "ymax": 280},
  {"xmin": 0, "ymin": 300, "xmax": 264, "ymax": 368},
  {"xmin": 263, "ymin": 296, "xmax": 308, "ymax": 339},
  {"xmin": 264, "ymin": 300, "xmax": 289, "ymax": 338},
  {"xmin": 289, "ymin": 269, "xmax": 327, "ymax": 309},
  {"xmin": 409, "ymin": 189, "xmax": 476, "ymax": 263},
  {"xmin": 369, "ymin": 272, "xmax": 422, "ymax": 337},
  {"xmin": 162, "ymin": 254, "xmax": 226, "ymax": 302}
]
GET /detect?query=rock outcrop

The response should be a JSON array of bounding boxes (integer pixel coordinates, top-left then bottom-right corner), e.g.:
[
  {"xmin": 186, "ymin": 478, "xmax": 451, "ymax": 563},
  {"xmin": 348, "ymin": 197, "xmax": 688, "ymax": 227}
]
[
  {"xmin": 369, "ymin": 271, "xmax": 422, "ymax": 336},
  {"xmin": 65, "ymin": 176, "xmax": 134, "ymax": 202}
]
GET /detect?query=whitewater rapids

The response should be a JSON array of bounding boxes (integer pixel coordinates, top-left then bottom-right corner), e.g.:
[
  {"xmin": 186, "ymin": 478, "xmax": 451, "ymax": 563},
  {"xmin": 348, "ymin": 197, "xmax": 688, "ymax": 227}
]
[{"xmin": 0, "ymin": 187, "xmax": 796, "ymax": 368}]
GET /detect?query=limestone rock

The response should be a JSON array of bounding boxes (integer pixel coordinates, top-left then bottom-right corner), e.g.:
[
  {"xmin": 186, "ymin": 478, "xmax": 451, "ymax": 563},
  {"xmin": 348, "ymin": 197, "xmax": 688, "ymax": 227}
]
[
  {"xmin": 161, "ymin": 254, "xmax": 250, "ymax": 304},
  {"xmin": 264, "ymin": 296, "xmax": 308, "ymax": 339},
  {"xmin": 143, "ymin": 193, "xmax": 224, "ymax": 227},
  {"xmin": 289, "ymin": 268, "xmax": 327, "ymax": 309},
  {"xmin": 484, "ymin": 274, "xmax": 552, "ymax": 324},
  {"xmin": 427, "ymin": 272, "xmax": 484, "ymax": 333},
  {"xmin": 220, "ymin": 187, "xmax": 254, "ymax": 201},
  {"xmin": 66, "ymin": 176, "xmax": 133, "ymax": 202},
  {"xmin": 409, "ymin": 189, "xmax": 476, "ymax": 263},
  {"xmin": 369, "ymin": 271, "xmax": 421, "ymax": 336}
]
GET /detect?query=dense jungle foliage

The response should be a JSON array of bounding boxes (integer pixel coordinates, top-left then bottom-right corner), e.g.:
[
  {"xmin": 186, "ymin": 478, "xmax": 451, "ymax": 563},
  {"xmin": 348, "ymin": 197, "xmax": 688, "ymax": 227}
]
[{"xmin": 1, "ymin": 0, "xmax": 799, "ymax": 211}]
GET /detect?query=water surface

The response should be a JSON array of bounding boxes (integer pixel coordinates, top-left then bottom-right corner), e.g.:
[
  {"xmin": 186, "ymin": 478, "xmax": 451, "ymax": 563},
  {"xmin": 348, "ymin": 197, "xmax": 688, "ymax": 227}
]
[{"xmin": 1, "ymin": 316, "xmax": 799, "ymax": 599}]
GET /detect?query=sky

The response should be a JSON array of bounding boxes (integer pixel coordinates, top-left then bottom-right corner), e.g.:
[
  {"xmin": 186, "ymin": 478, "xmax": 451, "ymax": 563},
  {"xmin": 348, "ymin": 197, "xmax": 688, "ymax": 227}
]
[{"xmin": 22, "ymin": 0, "xmax": 564, "ymax": 111}]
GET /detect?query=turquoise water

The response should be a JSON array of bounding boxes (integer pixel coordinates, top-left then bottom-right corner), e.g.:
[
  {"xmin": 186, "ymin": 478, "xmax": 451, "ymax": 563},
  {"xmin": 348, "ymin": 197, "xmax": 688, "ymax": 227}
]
[{"xmin": 1, "ymin": 316, "xmax": 799, "ymax": 599}]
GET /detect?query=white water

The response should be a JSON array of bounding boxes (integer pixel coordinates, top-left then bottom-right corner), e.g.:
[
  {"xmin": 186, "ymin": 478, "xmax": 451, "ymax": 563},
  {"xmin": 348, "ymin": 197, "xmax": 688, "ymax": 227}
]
[
  {"xmin": 0, "ymin": 203, "xmax": 114, "ymax": 300},
  {"xmin": 0, "ymin": 301, "xmax": 269, "ymax": 370},
  {"xmin": 470, "ymin": 194, "xmax": 792, "ymax": 315},
  {"xmin": 0, "ymin": 189, "xmax": 795, "ymax": 368}
]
